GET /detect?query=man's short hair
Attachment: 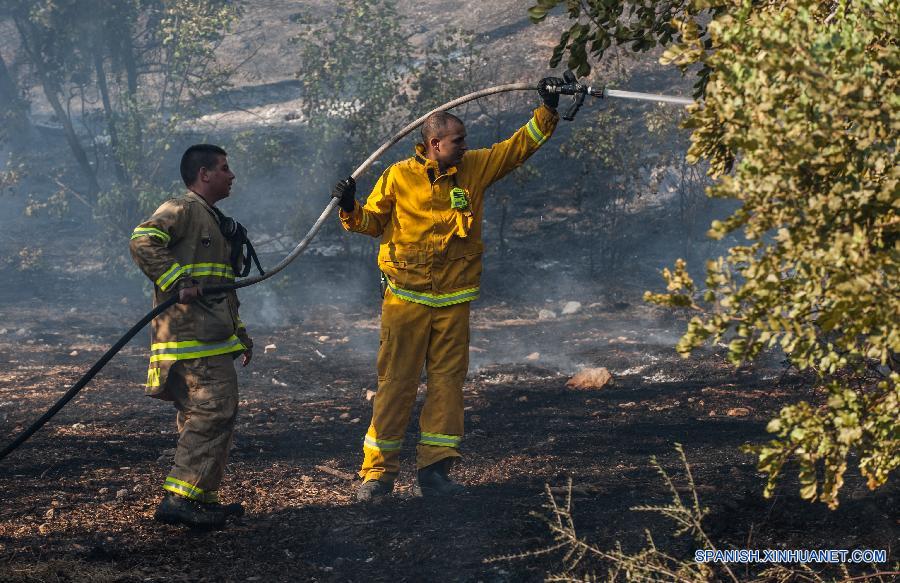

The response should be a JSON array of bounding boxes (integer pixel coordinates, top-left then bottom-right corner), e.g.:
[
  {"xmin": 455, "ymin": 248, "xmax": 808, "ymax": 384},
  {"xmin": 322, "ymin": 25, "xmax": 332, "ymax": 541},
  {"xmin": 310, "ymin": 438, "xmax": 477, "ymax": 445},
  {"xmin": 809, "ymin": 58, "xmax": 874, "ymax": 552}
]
[
  {"xmin": 420, "ymin": 111, "xmax": 464, "ymax": 143},
  {"xmin": 180, "ymin": 144, "xmax": 227, "ymax": 187}
]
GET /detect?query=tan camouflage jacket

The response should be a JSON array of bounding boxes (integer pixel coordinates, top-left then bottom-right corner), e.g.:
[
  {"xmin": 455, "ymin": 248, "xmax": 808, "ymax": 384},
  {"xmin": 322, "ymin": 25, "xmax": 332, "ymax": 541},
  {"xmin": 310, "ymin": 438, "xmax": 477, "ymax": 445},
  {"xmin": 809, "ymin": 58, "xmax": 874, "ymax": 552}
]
[{"xmin": 129, "ymin": 191, "xmax": 252, "ymax": 397}]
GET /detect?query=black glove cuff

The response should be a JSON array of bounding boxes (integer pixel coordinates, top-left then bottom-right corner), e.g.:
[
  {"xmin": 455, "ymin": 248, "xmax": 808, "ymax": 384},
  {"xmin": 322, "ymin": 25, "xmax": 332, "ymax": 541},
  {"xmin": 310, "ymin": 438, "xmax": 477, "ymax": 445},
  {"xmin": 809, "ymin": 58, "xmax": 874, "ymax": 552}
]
[{"xmin": 538, "ymin": 78, "xmax": 560, "ymax": 109}]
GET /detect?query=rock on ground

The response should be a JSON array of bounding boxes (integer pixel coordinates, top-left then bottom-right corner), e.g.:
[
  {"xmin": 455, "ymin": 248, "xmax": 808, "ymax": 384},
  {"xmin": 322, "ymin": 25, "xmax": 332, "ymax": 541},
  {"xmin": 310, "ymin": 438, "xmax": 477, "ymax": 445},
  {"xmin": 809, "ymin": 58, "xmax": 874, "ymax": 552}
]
[{"xmin": 566, "ymin": 367, "xmax": 613, "ymax": 390}]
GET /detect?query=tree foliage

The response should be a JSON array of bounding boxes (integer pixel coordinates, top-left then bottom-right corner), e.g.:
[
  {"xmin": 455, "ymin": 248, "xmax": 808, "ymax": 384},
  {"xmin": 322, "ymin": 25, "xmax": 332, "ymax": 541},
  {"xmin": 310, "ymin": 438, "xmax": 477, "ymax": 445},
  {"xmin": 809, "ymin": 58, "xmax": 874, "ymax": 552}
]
[
  {"xmin": 559, "ymin": 98, "xmax": 705, "ymax": 274},
  {"xmin": 534, "ymin": 0, "xmax": 899, "ymax": 507},
  {"xmin": 288, "ymin": 0, "xmax": 485, "ymax": 256},
  {"xmin": 290, "ymin": 0, "xmax": 481, "ymax": 169},
  {"xmin": 5, "ymin": 0, "xmax": 241, "ymax": 239},
  {"xmin": 291, "ymin": 0, "xmax": 414, "ymax": 169},
  {"xmin": 527, "ymin": 0, "xmax": 723, "ymax": 95},
  {"xmin": 665, "ymin": 0, "xmax": 897, "ymax": 509}
]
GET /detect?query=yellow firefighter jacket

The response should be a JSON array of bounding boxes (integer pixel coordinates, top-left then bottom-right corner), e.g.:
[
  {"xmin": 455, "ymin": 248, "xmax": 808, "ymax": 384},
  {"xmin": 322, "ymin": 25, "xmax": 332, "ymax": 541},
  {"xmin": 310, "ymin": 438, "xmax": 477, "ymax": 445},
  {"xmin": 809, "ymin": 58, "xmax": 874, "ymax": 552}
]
[
  {"xmin": 129, "ymin": 191, "xmax": 251, "ymax": 397},
  {"xmin": 340, "ymin": 104, "xmax": 558, "ymax": 307}
]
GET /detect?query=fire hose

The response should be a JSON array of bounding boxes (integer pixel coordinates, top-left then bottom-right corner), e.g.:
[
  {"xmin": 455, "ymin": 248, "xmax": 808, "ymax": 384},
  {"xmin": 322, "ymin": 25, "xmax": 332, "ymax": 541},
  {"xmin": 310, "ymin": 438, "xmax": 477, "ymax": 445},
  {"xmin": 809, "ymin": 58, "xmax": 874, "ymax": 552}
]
[{"xmin": 0, "ymin": 76, "xmax": 693, "ymax": 463}]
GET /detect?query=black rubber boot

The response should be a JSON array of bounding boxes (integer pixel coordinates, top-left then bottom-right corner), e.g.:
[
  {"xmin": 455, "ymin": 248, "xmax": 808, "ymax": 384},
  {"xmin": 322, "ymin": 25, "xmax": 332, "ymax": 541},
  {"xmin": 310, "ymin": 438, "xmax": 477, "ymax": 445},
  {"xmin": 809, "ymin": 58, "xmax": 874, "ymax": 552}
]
[
  {"xmin": 415, "ymin": 458, "xmax": 465, "ymax": 497},
  {"xmin": 208, "ymin": 501, "xmax": 245, "ymax": 518},
  {"xmin": 154, "ymin": 493, "xmax": 227, "ymax": 529},
  {"xmin": 356, "ymin": 479, "xmax": 394, "ymax": 503}
]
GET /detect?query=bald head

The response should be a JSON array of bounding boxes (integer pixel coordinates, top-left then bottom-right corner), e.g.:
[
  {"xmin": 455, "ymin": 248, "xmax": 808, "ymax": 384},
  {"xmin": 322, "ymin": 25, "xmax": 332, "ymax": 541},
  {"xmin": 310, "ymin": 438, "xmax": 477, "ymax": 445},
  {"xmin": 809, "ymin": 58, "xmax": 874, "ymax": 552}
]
[
  {"xmin": 421, "ymin": 111, "xmax": 468, "ymax": 171},
  {"xmin": 420, "ymin": 111, "xmax": 464, "ymax": 143}
]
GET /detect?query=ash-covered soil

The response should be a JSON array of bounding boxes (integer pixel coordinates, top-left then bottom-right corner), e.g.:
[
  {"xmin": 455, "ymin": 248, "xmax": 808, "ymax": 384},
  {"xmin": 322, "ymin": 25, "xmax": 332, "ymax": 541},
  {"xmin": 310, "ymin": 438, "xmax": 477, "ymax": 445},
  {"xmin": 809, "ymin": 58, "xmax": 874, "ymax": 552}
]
[{"xmin": 0, "ymin": 279, "xmax": 896, "ymax": 582}]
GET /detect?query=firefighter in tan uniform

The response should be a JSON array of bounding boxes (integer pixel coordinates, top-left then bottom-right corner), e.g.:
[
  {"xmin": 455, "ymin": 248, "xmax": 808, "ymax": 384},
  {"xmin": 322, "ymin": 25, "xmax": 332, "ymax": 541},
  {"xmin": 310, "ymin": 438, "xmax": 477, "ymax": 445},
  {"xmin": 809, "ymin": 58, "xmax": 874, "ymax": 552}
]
[
  {"xmin": 130, "ymin": 144, "xmax": 253, "ymax": 528},
  {"xmin": 332, "ymin": 79, "xmax": 563, "ymax": 502}
]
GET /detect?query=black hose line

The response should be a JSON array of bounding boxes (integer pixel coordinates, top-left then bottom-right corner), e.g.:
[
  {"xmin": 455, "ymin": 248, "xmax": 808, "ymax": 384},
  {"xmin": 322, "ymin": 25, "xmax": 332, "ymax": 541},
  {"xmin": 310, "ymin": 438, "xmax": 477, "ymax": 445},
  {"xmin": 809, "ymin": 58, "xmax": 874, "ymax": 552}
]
[
  {"xmin": 0, "ymin": 296, "xmax": 179, "ymax": 462},
  {"xmin": 0, "ymin": 282, "xmax": 246, "ymax": 462},
  {"xmin": 0, "ymin": 81, "xmax": 693, "ymax": 464},
  {"xmin": 1, "ymin": 85, "xmax": 542, "ymax": 464},
  {"xmin": 2, "ymin": 85, "xmax": 540, "ymax": 464}
]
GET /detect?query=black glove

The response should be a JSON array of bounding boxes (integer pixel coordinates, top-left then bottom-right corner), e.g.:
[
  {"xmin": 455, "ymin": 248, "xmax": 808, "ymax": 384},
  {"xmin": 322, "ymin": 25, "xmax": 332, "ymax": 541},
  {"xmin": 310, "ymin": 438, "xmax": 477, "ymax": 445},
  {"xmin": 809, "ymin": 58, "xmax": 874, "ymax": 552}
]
[
  {"xmin": 538, "ymin": 77, "xmax": 564, "ymax": 109},
  {"xmin": 331, "ymin": 176, "xmax": 356, "ymax": 213}
]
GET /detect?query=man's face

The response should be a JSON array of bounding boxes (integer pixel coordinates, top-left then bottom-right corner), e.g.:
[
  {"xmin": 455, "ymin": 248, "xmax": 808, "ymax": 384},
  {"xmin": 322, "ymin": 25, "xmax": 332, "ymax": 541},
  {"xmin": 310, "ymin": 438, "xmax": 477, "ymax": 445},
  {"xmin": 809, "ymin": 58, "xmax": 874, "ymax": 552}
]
[
  {"xmin": 200, "ymin": 155, "xmax": 235, "ymax": 199},
  {"xmin": 431, "ymin": 121, "xmax": 467, "ymax": 169}
]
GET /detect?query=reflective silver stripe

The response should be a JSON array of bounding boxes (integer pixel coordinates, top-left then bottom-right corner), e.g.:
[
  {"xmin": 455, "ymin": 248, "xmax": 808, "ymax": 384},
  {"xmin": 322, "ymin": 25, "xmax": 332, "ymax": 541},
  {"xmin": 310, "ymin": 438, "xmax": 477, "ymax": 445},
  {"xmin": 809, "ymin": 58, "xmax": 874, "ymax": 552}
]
[
  {"xmin": 387, "ymin": 281, "xmax": 479, "ymax": 307},
  {"xmin": 363, "ymin": 435, "xmax": 402, "ymax": 451},
  {"xmin": 150, "ymin": 335, "xmax": 245, "ymax": 362},
  {"xmin": 146, "ymin": 367, "xmax": 161, "ymax": 388},
  {"xmin": 156, "ymin": 262, "xmax": 235, "ymax": 291},
  {"xmin": 156, "ymin": 263, "xmax": 184, "ymax": 290},
  {"xmin": 419, "ymin": 433, "xmax": 462, "ymax": 448},
  {"xmin": 180, "ymin": 263, "xmax": 234, "ymax": 279},
  {"xmin": 163, "ymin": 476, "xmax": 206, "ymax": 501},
  {"xmin": 163, "ymin": 477, "xmax": 216, "ymax": 503},
  {"xmin": 131, "ymin": 227, "xmax": 171, "ymax": 243},
  {"xmin": 525, "ymin": 117, "xmax": 547, "ymax": 145}
]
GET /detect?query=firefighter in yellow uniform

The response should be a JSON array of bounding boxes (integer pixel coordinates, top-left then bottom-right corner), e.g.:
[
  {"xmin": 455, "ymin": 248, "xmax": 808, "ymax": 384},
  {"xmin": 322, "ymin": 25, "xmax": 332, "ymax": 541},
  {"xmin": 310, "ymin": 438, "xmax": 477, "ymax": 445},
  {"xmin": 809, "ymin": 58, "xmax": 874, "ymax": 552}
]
[
  {"xmin": 332, "ymin": 78, "xmax": 563, "ymax": 502},
  {"xmin": 130, "ymin": 144, "xmax": 253, "ymax": 528}
]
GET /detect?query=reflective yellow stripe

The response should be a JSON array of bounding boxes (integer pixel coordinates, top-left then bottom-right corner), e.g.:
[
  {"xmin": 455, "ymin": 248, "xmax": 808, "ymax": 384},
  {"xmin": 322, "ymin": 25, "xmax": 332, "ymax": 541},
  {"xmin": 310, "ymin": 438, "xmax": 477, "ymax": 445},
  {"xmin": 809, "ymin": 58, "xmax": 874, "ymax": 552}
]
[
  {"xmin": 146, "ymin": 367, "xmax": 161, "ymax": 388},
  {"xmin": 525, "ymin": 117, "xmax": 547, "ymax": 145},
  {"xmin": 156, "ymin": 262, "xmax": 183, "ymax": 291},
  {"xmin": 351, "ymin": 209, "xmax": 370, "ymax": 233},
  {"xmin": 363, "ymin": 435, "xmax": 403, "ymax": 452},
  {"xmin": 387, "ymin": 281, "xmax": 479, "ymax": 308},
  {"xmin": 419, "ymin": 432, "xmax": 462, "ymax": 448},
  {"xmin": 156, "ymin": 262, "xmax": 235, "ymax": 291},
  {"xmin": 131, "ymin": 227, "xmax": 171, "ymax": 244},
  {"xmin": 188, "ymin": 267, "xmax": 233, "ymax": 278},
  {"xmin": 150, "ymin": 335, "xmax": 245, "ymax": 362},
  {"xmin": 163, "ymin": 476, "xmax": 206, "ymax": 501}
]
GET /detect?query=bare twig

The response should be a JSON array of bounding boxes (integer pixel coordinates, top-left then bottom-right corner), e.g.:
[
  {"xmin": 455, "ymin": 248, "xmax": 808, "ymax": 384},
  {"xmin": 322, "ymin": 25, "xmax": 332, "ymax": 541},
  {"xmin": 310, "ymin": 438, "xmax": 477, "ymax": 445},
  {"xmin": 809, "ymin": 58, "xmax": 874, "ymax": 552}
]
[
  {"xmin": 314, "ymin": 465, "xmax": 356, "ymax": 481},
  {"xmin": 53, "ymin": 178, "xmax": 93, "ymax": 209}
]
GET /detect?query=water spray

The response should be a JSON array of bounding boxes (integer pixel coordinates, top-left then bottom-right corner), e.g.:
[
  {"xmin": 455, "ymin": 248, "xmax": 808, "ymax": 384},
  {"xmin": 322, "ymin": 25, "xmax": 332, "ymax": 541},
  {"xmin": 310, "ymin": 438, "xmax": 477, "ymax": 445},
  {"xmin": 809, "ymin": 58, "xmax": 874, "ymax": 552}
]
[{"xmin": 0, "ymin": 73, "xmax": 694, "ymax": 462}]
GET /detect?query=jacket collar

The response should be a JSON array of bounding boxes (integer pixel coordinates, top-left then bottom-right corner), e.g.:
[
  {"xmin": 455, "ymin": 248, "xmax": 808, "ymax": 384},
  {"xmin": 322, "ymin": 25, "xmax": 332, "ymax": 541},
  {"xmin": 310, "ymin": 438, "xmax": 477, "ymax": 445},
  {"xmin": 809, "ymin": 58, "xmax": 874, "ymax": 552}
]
[
  {"xmin": 184, "ymin": 191, "xmax": 220, "ymax": 222},
  {"xmin": 414, "ymin": 143, "xmax": 458, "ymax": 180}
]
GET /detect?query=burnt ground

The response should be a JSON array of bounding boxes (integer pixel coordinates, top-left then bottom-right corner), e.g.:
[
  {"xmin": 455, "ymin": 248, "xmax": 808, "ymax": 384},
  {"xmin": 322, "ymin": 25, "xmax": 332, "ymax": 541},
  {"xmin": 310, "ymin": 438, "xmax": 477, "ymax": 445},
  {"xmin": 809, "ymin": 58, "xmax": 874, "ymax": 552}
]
[{"xmin": 0, "ymin": 274, "xmax": 897, "ymax": 583}]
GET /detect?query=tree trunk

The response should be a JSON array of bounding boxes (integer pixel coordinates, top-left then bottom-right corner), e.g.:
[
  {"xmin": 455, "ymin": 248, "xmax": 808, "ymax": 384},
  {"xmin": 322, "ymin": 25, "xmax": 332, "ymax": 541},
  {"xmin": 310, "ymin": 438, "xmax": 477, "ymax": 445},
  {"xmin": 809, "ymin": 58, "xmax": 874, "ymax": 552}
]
[
  {"xmin": 94, "ymin": 50, "xmax": 129, "ymax": 185},
  {"xmin": 14, "ymin": 17, "xmax": 100, "ymax": 196},
  {"xmin": 116, "ymin": 29, "xmax": 144, "ymax": 168},
  {"xmin": 0, "ymin": 52, "xmax": 30, "ymax": 144}
]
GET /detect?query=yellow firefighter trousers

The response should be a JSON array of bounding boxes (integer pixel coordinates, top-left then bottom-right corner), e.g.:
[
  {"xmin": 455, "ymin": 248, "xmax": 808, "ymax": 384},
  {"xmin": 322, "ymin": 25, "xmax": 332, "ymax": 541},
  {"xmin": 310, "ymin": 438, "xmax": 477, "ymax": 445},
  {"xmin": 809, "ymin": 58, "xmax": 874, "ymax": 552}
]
[
  {"xmin": 163, "ymin": 353, "xmax": 239, "ymax": 502},
  {"xmin": 359, "ymin": 288, "xmax": 470, "ymax": 482}
]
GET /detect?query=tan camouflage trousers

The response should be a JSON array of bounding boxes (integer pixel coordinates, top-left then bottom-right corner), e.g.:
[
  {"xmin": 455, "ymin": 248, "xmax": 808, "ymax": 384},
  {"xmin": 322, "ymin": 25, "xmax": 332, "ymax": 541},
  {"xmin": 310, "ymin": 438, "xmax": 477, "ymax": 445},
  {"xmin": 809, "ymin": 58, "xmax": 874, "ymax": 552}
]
[{"xmin": 161, "ymin": 353, "xmax": 239, "ymax": 502}]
